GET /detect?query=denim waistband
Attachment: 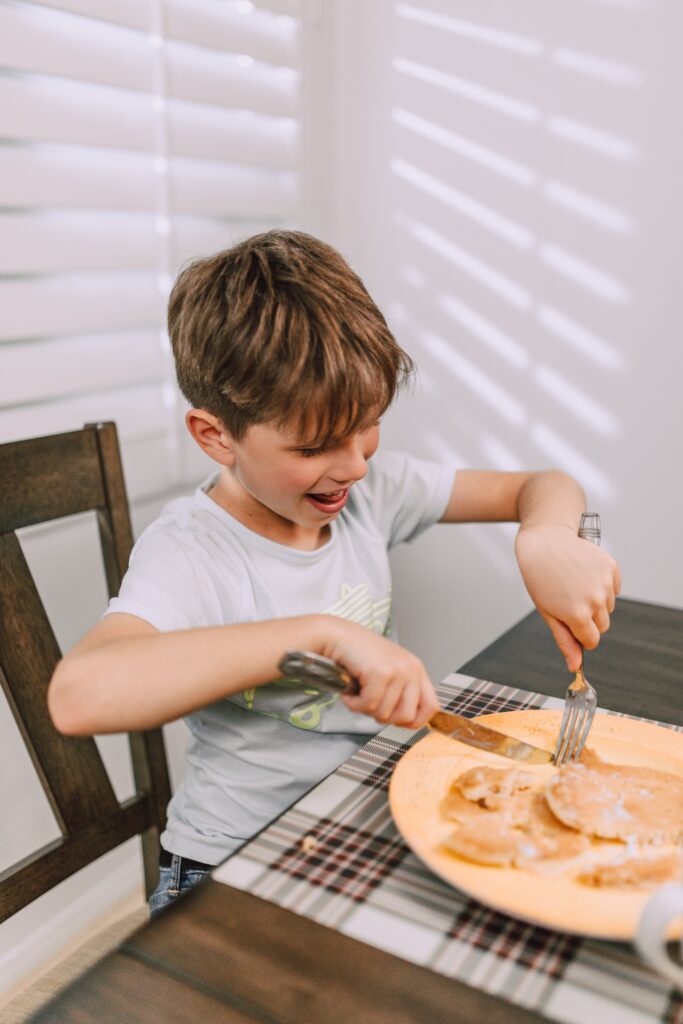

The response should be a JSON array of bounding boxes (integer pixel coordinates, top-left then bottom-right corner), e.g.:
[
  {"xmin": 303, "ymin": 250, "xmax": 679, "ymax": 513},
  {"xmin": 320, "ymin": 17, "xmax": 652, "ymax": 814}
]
[{"xmin": 159, "ymin": 849, "xmax": 212, "ymax": 872}]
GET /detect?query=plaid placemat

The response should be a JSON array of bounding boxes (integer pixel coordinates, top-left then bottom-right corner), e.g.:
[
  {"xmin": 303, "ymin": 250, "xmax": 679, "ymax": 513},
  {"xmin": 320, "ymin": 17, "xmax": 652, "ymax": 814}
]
[{"xmin": 213, "ymin": 673, "xmax": 683, "ymax": 1024}]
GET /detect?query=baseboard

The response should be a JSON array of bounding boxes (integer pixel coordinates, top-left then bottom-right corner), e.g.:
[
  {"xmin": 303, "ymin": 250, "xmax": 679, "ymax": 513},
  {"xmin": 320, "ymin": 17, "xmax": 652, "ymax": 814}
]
[{"xmin": 0, "ymin": 852, "xmax": 142, "ymax": 996}]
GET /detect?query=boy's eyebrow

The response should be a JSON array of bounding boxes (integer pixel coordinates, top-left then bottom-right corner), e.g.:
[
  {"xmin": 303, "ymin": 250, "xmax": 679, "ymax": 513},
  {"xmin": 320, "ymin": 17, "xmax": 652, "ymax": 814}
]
[
  {"xmin": 286, "ymin": 417, "xmax": 382, "ymax": 451},
  {"xmin": 286, "ymin": 438, "xmax": 330, "ymax": 451}
]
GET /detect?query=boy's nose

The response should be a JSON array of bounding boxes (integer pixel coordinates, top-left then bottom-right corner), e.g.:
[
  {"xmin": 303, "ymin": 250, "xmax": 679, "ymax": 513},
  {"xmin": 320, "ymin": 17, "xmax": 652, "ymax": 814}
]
[{"xmin": 329, "ymin": 441, "xmax": 369, "ymax": 486}]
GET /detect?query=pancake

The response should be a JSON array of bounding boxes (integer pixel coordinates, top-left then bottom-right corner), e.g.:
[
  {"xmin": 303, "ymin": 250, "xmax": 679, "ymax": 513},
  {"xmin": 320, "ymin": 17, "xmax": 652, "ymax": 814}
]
[
  {"xmin": 545, "ymin": 762, "xmax": 683, "ymax": 843},
  {"xmin": 441, "ymin": 754, "xmax": 683, "ymax": 883},
  {"xmin": 440, "ymin": 788, "xmax": 493, "ymax": 824},
  {"xmin": 443, "ymin": 817, "xmax": 526, "ymax": 866},
  {"xmin": 455, "ymin": 766, "xmax": 535, "ymax": 809},
  {"xmin": 517, "ymin": 791, "xmax": 590, "ymax": 863},
  {"xmin": 578, "ymin": 848, "xmax": 683, "ymax": 889}
]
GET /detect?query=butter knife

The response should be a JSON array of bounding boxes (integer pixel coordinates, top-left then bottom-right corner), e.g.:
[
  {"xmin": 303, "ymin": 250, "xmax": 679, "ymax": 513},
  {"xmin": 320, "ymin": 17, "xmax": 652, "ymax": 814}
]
[{"xmin": 278, "ymin": 650, "xmax": 552, "ymax": 764}]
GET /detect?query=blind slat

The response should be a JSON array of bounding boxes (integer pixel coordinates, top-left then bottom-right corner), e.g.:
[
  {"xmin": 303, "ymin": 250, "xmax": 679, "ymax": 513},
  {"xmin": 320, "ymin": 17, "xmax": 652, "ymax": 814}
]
[
  {"xmin": 0, "ymin": 144, "xmax": 296, "ymax": 218},
  {"xmin": 0, "ymin": 145, "xmax": 158, "ymax": 209},
  {"xmin": 28, "ymin": 0, "xmax": 152, "ymax": 32},
  {"xmin": 0, "ymin": 211, "xmax": 158, "ymax": 274},
  {"xmin": 0, "ymin": 71, "xmax": 155, "ymax": 151},
  {"xmin": 166, "ymin": 42, "xmax": 298, "ymax": 116},
  {"xmin": 0, "ymin": 208, "xmax": 279, "ymax": 278},
  {"xmin": 0, "ymin": 382, "xmax": 167, "ymax": 443},
  {"xmin": 0, "ymin": 73, "xmax": 297, "ymax": 166},
  {"xmin": 0, "ymin": 2, "xmax": 155, "ymax": 92},
  {"xmin": 254, "ymin": 0, "xmax": 301, "ymax": 17},
  {"xmin": 0, "ymin": 274, "xmax": 163, "ymax": 342},
  {"xmin": 165, "ymin": 0, "xmax": 298, "ymax": 66},
  {"xmin": 0, "ymin": 331, "xmax": 165, "ymax": 406},
  {"xmin": 172, "ymin": 160, "xmax": 297, "ymax": 217},
  {"xmin": 169, "ymin": 100, "xmax": 297, "ymax": 166}
]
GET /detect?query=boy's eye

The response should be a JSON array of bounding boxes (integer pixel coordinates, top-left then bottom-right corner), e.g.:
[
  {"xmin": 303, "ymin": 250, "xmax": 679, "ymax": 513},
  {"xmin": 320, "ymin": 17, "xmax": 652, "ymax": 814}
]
[{"xmin": 298, "ymin": 447, "xmax": 324, "ymax": 458}]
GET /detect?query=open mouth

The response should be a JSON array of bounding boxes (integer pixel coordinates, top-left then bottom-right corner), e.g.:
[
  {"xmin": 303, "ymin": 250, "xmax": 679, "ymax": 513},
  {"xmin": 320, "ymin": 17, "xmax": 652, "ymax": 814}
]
[{"xmin": 305, "ymin": 488, "xmax": 349, "ymax": 514}]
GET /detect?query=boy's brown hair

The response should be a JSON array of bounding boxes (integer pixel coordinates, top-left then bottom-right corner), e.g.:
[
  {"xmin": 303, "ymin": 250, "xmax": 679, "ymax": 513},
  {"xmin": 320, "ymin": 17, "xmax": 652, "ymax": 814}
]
[{"xmin": 168, "ymin": 230, "xmax": 414, "ymax": 445}]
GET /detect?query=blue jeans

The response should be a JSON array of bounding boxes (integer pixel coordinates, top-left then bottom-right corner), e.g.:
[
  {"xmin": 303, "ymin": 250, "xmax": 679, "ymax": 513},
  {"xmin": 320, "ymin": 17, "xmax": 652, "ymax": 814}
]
[{"xmin": 148, "ymin": 854, "xmax": 209, "ymax": 917}]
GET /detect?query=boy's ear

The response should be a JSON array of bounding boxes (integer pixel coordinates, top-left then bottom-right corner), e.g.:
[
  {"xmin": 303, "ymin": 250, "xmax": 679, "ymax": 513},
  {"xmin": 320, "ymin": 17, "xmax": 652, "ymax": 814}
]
[{"xmin": 185, "ymin": 409, "xmax": 236, "ymax": 465}]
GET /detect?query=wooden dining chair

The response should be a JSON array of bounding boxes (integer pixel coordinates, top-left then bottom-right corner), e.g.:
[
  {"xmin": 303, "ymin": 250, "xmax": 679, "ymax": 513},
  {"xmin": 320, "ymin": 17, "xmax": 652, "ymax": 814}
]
[{"xmin": 0, "ymin": 421, "xmax": 172, "ymax": 923}]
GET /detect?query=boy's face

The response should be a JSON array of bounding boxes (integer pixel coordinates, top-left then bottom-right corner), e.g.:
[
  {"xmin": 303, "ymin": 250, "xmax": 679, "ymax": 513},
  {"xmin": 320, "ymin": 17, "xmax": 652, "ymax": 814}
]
[{"xmin": 216, "ymin": 417, "xmax": 380, "ymax": 541}]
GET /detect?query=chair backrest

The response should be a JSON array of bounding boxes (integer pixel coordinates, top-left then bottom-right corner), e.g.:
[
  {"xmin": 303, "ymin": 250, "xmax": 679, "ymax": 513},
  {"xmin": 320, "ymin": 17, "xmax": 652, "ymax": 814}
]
[{"xmin": 0, "ymin": 421, "xmax": 172, "ymax": 922}]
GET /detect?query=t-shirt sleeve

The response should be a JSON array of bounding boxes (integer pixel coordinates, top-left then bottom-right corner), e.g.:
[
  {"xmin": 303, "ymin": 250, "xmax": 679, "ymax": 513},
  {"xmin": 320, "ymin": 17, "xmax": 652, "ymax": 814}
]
[
  {"xmin": 357, "ymin": 449, "xmax": 455, "ymax": 549},
  {"xmin": 101, "ymin": 519, "xmax": 240, "ymax": 632}
]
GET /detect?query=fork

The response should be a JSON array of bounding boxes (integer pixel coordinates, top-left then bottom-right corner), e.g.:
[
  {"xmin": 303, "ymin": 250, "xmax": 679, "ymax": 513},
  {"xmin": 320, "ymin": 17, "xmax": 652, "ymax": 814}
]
[{"xmin": 553, "ymin": 512, "xmax": 601, "ymax": 766}]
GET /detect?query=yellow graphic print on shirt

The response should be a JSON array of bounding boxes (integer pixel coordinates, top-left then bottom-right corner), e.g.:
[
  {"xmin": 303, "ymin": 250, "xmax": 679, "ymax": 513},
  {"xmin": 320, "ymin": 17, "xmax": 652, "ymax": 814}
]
[{"xmin": 232, "ymin": 584, "xmax": 392, "ymax": 730}]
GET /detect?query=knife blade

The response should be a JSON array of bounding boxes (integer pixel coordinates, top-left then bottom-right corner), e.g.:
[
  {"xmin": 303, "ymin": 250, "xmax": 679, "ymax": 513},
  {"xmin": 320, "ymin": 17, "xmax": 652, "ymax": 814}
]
[
  {"xmin": 428, "ymin": 710, "xmax": 552, "ymax": 763},
  {"xmin": 278, "ymin": 650, "xmax": 553, "ymax": 764}
]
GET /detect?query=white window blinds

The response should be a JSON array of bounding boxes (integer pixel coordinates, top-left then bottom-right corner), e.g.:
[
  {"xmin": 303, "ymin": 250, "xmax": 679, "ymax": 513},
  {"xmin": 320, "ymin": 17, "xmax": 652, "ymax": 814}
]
[{"xmin": 0, "ymin": 0, "xmax": 301, "ymax": 501}]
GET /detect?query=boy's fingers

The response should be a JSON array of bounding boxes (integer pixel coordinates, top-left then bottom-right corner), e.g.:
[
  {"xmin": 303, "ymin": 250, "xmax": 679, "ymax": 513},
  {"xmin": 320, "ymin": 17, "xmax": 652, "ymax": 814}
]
[
  {"xmin": 389, "ymin": 687, "xmax": 420, "ymax": 727},
  {"xmin": 542, "ymin": 613, "xmax": 582, "ymax": 672},
  {"xmin": 613, "ymin": 563, "xmax": 622, "ymax": 595},
  {"xmin": 578, "ymin": 619, "xmax": 601, "ymax": 650},
  {"xmin": 412, "ymin": 682, "xmax": 440, "ymax": 728},
  {"xmin": 593, "ymin": 606, "xmax": 610, "ymax": 634},
  {"xmin": 374, "ymin": 680, "xmax": 404, "ymax": 723}
]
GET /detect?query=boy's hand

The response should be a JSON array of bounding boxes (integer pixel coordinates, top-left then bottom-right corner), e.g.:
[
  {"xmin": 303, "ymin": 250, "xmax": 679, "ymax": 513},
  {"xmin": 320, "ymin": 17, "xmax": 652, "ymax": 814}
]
[
  {"xmin": 323, "ymin": 620, "xmax": 440, "ymax": 729},
  {"xmin": 514, "ymin": 523, "xmax": 621, "ymax": 672}
]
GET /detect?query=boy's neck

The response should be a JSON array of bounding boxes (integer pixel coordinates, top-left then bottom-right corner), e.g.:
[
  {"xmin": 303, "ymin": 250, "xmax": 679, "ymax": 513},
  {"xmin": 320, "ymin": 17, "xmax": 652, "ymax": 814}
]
[{"xmin": 205, "ymin": 472, "xmax": 331, "ymax": 551}]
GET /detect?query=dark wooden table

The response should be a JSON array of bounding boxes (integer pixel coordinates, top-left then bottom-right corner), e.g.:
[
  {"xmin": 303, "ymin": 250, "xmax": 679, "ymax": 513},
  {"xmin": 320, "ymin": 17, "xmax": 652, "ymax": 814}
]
[{"xmin": 32, "ymin": 598, "xmax": 682, "ymax": 1024}]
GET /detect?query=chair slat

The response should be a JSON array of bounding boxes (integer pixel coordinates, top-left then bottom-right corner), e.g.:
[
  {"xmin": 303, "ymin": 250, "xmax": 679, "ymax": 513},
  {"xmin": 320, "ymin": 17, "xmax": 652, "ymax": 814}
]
[
  {"xmin": 0, "ymin": 430, "xmax": 104, "ymax": 533},
  {"xmin": 0, "ymin": 421, "xmax": 171, "ymax": 921},
  {"xmin": 86, "ymin": 423, "xmax": 173, "ymax": 896},
  {"xmin": 0, "ymin": 796, "xmax": 151, "ymax": 921},
  {"xmin": 86, "ymin": 421, "xmax": 134, "ymax": 596},
  {"xmin": 0, "ymin": 533, "xmax": 120, "ymax": 831},
  {"xmin": 128, "ymin": 730, "xmax": 173, "ymax": 898}
]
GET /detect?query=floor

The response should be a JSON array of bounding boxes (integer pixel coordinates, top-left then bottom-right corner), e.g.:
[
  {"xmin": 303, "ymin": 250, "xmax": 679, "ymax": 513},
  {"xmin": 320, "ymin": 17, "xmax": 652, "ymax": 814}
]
[{"xmin": 0, "ymin": 889, "xmax": 148, "ymax": 1022}]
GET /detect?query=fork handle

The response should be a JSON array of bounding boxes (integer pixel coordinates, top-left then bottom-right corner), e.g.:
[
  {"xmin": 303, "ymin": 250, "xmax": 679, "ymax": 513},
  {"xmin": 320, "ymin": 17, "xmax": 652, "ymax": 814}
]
[
  {"xmin": 576, "ymin": 513, "xmax": 600, "ymax": 672},
  {"xmin": 578, "ymin": 512, "xmax": 601, "ymax": 546}
]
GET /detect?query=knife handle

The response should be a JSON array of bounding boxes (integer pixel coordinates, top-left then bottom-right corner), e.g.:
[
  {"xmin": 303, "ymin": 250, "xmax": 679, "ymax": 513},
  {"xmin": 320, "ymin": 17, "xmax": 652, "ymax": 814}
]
[{"xmin": 278, "ymin": 649, "xmax": 361, "ymax": 695}]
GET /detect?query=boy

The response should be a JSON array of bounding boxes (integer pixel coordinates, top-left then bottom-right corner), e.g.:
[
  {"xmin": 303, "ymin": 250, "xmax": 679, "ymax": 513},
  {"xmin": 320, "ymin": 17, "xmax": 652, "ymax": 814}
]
[{"xmin": 48, "ymin": 230, "xmax": 620, "ymax": 914}]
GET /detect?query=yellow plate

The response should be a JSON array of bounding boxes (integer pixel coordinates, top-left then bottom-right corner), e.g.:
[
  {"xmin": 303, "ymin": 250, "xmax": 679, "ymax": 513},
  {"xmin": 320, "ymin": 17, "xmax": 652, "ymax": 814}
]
[{"xmin": 389, "ymin": 708, "xmax": 683, "ymax": 940}]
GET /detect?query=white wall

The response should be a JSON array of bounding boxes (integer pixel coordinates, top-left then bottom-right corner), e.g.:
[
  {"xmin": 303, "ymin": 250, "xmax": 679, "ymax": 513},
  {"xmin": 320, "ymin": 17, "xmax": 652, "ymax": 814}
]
[{"xmin": 303, "ymin": 0, "xmax": 683, "ymax": 683}]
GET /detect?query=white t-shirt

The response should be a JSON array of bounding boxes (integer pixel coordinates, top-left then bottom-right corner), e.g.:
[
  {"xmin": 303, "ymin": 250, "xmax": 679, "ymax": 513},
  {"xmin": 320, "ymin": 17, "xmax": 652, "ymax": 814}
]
[{"xmin": 103, "ymin": 448, "xmax": 454, "ymax": 863}]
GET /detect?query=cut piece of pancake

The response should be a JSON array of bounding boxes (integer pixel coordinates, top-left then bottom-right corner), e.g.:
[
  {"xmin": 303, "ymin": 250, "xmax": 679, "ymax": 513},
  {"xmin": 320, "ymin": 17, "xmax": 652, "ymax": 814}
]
[
  {"xmin": 443, "ymin": 817, "xmax": 527, "ymax": 866},
  {"xmin": 578, "ymin": 848, "xmax": 683, "ymax": 889},
  {"xmin": 440, "ymin": 788, "xmax": 494, "ymax": 824},
  {"xmin": 454, "ymin": 766, "xmax": 535, "ymax": 809},
  {"xmin": 546, "ymin": 762, "xmax": 683, "ymax": 843},
  {"xmin": 517, "ymin": 791, "xmax": 590, "ymax": 863}
]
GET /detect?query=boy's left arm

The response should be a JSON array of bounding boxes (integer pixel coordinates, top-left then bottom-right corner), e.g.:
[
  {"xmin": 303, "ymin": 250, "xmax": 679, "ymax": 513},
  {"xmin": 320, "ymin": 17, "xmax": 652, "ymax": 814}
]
[{"xmin": 439, "ymin": 469, "xmax": 621, "ymax": 671}]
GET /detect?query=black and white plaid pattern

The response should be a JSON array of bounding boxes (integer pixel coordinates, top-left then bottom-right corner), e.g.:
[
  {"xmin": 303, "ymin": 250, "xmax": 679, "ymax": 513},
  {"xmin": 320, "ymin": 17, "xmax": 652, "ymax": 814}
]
[{"xmin": 214, "ymin": 672, "xmax": 683, "ymax": 1024}]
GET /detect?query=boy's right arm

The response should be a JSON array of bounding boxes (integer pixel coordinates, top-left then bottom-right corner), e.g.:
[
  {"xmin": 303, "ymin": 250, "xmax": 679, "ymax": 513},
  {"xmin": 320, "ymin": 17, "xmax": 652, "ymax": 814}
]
[{"xmin": 47, "ymin": 613, "xmax": 439, "ymax": 736}]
